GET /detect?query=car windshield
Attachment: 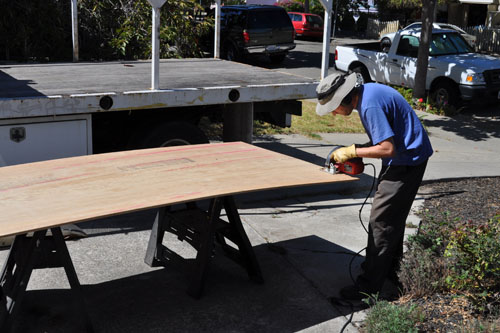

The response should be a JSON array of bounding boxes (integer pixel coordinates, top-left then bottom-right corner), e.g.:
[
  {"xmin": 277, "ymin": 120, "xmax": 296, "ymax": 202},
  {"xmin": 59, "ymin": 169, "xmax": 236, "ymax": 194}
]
[
  {"xmin": 404, "ymin": 23, "xmax": 421, "ymax": 30},
  {"xmin": 429, "ymin": 33, "xmax": 474, "ymax": 55},
  {"xmin": 438, "ymin": 24, "xmax": 466, "ymax": 34}
]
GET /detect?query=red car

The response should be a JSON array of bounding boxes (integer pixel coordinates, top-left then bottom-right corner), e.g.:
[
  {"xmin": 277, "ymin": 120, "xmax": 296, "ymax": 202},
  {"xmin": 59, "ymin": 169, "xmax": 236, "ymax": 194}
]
[{"xmin": 288, "ymin": 12, "xmax": 324, "ymax": 40}]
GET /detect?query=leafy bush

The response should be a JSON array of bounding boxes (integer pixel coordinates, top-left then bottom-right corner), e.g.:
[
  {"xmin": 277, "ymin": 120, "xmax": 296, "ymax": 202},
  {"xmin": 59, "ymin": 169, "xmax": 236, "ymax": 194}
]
[
  {"xmin": 275, "ymin": 0, "xmax": 304, "ymax": 13},
  {"xmin": 394, "ymin": 86, "xmax": 463, "ymax": 116},
  {"xmin": 409, "ymin": 211, "xmax": 455, "ymax": 255},
  {"xmin": 364, "ymin": 298, "xmax": 424, "ymax": 333},
  {"xmin": 1, "ymin": 0, "xmax": 212, "ymax": 62},
  {"xmin": 398, "ymin": 243, "xmax": 448, "ymax": 297},
  {"xmin": 0, "ymin": 0, "xmax": 71, "ymax": 61},
  {"xmin": 80, "ymin": 0, "xmax": 212, "ymax": 60},
  {"xmin": 401, "ymin": 213, "xmax": 500, "ymax": 315},
  {"xmin": 444, "ymin": 216, "xmax": 500, "ymax": 313}
]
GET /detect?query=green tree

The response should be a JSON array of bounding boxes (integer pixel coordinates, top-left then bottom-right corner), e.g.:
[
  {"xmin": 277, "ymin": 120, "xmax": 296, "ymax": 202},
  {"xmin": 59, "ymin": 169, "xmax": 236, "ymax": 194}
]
[
  {"xmin": 79, "ymin": 0, "xmax": 212, "ymax": 60},
  {"xmin": 0, "ymin": 0, "xmax": 213, "ymax": 62},
  {"xmin": 413, "ymin": 0, "xmax": 437, "ymax": 100},
  {"xmin": 0, "ymin": 0, "xmax": 71, "ymax": 61}
]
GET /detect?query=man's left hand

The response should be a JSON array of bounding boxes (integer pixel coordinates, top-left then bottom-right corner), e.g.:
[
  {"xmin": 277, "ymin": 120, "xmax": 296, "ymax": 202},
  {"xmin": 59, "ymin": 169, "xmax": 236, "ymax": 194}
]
[{"xmin": 332, "ymin": 144, "xmax": 357, "ymax": 163}]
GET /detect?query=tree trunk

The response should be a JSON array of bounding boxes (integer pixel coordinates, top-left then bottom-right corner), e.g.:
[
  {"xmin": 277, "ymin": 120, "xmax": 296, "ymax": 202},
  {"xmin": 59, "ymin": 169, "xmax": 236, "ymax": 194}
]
[
  {"xmin": 412, "ymin": 0, "xmax": 437, "ymax": 100},
  {"xmin": 305, "ymin": 0, "xmax": 310, "ymax": 13}
]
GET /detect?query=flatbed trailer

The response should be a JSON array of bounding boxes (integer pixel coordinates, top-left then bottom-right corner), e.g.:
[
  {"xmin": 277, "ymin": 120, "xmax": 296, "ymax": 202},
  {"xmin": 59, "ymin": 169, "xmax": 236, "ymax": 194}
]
[{"xmin": 0, "ymin": 58, "xmax": 317, "ymax": 166}]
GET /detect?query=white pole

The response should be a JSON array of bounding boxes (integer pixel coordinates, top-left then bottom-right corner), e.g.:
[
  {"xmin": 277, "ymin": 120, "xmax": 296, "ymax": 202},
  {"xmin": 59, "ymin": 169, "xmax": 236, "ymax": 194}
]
[
  {"xmin": 214, "ymin": 0, "xmax": 221, "ymax": 58},
  {"xmin": 71, "ymin": 0, "xmax": 79, "ymax": 62},
  {"xmin": 321, "ymin": 9, "xmax": 332, "ymax": 79},
  {"xmin": 319, "ymin": 0, "xmax": 333, "ymax": 79},
  {"xmin": 152, "ymin": 7, "xmax": 160, "ymax": 90}
]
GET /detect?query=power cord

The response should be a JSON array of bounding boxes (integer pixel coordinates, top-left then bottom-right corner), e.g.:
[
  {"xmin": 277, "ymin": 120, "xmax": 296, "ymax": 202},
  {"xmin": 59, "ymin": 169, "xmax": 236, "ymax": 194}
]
[
  {"xmin": 357, "ymin": 163, "xmax": 376, "ymax": 235},
  {"xmin": 338, "ymin": 162, "xmax": 377, "ymax": 333}
]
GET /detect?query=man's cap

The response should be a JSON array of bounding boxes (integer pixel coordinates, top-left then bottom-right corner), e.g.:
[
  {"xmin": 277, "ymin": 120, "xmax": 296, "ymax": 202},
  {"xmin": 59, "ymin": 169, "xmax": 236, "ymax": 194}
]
[{"xmin": 315, "ymin": 72, "xmax": 357, "ymax": 116}]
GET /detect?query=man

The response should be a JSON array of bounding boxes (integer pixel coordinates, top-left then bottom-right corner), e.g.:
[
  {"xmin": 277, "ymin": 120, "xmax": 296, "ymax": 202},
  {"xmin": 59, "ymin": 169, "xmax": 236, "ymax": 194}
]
[{"xmin": 316, "ymin": 72, "xmax": 433, "ymax": 300}]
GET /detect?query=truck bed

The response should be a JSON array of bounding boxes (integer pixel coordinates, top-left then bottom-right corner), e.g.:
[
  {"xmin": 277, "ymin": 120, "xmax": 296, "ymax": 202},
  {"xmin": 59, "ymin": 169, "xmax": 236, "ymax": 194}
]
[
  {"xmin": 0, "ymin": 59, "xmax": 317, "ymax": 119},
  {"xmin": 339, "ymin": 42, "xmax": 382, "ymax": 52}
]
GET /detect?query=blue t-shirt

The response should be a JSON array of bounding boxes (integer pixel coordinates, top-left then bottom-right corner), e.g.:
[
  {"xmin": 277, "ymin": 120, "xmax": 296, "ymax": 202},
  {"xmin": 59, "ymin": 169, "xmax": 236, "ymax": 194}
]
[{"xmin": 356, "ymin": 83, "xmax": 433, "ymax": 166}]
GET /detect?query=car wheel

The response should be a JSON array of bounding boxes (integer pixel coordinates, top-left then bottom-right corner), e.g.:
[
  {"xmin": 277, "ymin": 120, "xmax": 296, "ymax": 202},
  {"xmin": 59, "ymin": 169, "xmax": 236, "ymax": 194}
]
[
  {"xmin": 380, "ymin": 37, "xmax": 391, "ymax": 52},
  {"xmin": 269, "ymin": 53, "xmax": 287, "ymax": 64},
  {"xmin": 351, "ymin": 65, "xmax": 371, "ymax": 84},
  {"xmin": 223, "ymin": 43, "xmax": 239, "ymax": 62},
  {"xmin": 131, "ymin": 121, "xmax": 209, "ymax": 149},
  {"xmin": 431, "ymin": 81, "xmax": 460, "ymax": 108}
]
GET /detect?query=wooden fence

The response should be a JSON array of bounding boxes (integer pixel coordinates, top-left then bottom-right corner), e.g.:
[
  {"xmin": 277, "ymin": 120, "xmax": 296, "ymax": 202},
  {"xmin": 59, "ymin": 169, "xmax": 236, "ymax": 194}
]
[
  {"xmin": 464, "ymin": 26, "xmax": 500, "ymax": 54},
  {"xmin": 366, "ymin": 19, "xmax": 400, "ymax": 39}
]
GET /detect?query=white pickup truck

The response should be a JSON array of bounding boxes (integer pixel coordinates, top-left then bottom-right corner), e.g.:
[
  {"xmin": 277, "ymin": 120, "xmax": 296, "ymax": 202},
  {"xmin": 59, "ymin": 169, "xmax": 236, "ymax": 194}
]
[{"xmin": 334, "ymin": 28, "xmax": 500, "ymax": 107}]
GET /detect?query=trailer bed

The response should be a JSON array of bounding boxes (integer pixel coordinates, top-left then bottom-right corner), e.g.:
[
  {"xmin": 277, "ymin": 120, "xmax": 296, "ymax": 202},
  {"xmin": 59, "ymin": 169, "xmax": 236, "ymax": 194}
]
[{"xmin": 0, "ymin": 59, "xmax": 318, "ymax": 119}]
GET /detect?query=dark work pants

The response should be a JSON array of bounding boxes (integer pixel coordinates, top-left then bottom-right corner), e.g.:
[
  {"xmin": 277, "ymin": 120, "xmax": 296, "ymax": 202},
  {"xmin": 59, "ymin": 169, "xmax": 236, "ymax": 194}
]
[{"xmin": 356, "ymin": 160, "xmax": 428, "ymax": 293}]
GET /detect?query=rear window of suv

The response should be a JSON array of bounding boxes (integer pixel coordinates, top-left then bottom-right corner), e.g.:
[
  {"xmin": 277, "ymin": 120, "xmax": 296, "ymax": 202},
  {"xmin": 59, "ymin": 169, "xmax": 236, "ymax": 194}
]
[{"xmin": 247, "ymin": 9, "xmax": 292, "ymax": 29}]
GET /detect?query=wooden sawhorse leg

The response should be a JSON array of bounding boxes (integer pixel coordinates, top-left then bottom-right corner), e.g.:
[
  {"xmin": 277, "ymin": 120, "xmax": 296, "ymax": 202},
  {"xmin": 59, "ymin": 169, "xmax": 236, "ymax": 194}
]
[
  {"xmin": 144, "ymin": 195, "xmax": 263, "ymax": 299},
  {"xmin": 0, "ymin": 228, "xmax": 93, "ymax": 333}
]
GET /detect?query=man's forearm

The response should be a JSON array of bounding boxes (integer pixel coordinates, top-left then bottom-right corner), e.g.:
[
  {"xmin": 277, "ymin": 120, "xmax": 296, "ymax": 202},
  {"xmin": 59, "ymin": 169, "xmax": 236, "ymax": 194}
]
[{"xmin": 356, "ymin": 138, "xmax": 395, "ymax": 159}]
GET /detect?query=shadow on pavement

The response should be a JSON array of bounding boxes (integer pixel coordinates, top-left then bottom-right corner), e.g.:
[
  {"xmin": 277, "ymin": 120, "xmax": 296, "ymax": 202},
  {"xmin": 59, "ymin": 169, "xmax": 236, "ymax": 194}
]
[
  {"xmin": 422, "ymin": 108, "xmax": 500, "ymax": 141},
  {"xmin": 13, "ymin": 236, "xmax": 361, "ymax": 333}
]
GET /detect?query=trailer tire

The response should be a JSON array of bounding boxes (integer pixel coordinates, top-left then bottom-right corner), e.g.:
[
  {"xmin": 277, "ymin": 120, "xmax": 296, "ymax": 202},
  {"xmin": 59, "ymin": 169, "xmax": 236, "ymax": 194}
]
[
  {"xmin": 223, "ymin": 42, "xmax": 240, "ymax": 62},
  {"xmin": 132, "ymin": 121, "xmax": 209, "ymax": 149},
  {"xmin": 352, "ymin": 65, "xmax": 371, "ymax": 84}
]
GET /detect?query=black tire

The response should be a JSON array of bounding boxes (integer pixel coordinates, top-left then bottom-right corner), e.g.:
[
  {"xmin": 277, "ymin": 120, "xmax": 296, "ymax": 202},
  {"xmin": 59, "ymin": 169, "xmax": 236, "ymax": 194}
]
[
  {"xmin": 269, "ymin": 53, "xmax": 287, "ymax": 64},
  {"xmin": 351, "ymin": 65, "xmax": 371, "ymax": 84},
  {"xmin": 381, "ymin": 37, "xmax": 391, "ymax": 52},
  {"xmin": 131, "ymin": 121, "xmax": 209, "ymax": 149},
  {"xmin": 223, "ymin": 43, "xmax": 240, "ymax": 62},
  {"xmin": 431, "ymin": 81, "xmax": 460, "ymax": 108}
]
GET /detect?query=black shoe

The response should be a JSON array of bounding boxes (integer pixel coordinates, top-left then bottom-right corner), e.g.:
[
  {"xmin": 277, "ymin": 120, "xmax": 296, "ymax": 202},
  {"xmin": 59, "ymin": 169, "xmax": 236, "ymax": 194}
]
[
  {"xmin": 339, "ymin": 285, "xmax": 372, "ymax": 301},
  {"xmin": 386, "ymin": 272, "xmax": 404, "ymax": 292}
]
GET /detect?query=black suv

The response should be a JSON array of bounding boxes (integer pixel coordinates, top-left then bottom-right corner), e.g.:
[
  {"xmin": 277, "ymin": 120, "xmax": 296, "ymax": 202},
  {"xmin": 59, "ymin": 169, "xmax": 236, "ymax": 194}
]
[{"xmin": 218, "ymin": 5, "xmax": 296, "ymax": 63}]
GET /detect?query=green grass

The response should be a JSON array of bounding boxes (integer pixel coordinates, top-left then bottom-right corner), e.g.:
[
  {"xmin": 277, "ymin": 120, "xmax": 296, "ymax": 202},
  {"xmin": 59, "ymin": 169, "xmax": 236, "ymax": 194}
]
[
  {"xmin": 254, "ymin": 100, "xmax": 365, "ymax": 138},
  {"xmin": 200, "ymin": 100, "xmax": 365, "ymax": 140}
]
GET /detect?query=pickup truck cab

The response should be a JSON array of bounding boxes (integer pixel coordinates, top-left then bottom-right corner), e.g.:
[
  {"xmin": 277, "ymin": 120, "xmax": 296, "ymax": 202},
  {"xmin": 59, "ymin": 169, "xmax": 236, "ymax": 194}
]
[{"xmin": 335, "ymin": 28, "xmax": 500, "ymax": 107}]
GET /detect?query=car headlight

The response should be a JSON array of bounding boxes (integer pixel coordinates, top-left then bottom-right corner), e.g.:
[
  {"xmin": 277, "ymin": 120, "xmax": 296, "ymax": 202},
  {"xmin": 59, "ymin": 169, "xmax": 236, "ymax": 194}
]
[{"xmin": 465, "ymin": 73, "xmax": 485, "ymax": 84}]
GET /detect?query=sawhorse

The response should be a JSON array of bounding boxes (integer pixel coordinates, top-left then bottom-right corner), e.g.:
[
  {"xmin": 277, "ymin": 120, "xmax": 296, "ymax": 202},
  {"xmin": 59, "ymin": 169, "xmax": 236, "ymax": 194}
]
[
  {"xmin": 145, "ymin": 195, "xmax": 264, "ymax": 298},
  {"xmin": 0, "ymin": 195, "xmax": 263, "ymax": 331},
  {"xmin": 0, "ymin": 227, "xmax": 93, "ymax": 332}
]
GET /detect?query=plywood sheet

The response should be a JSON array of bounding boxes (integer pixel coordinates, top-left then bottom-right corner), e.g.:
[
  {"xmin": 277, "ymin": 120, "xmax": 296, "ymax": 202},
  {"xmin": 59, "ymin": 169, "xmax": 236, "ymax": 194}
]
[{"xmin": 0, "ymin": 142, "xmax": 355, "ymax": 237}]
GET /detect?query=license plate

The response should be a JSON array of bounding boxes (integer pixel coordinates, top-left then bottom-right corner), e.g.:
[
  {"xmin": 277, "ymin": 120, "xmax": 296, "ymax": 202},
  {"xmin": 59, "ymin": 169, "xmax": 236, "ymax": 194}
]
[
  {"xmin": 314, "ymin": 24, "xmax": 319, "ymax": 28},
  {"xmin": 267, "ymin": 45, "xmax": 277, "ymax": 51}
]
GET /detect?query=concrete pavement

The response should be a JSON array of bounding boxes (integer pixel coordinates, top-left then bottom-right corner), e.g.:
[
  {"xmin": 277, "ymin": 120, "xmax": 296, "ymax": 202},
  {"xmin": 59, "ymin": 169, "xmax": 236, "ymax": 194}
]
[{"xmin": 2, "ymin": 109, "xmax": 499, "ymax": 332}]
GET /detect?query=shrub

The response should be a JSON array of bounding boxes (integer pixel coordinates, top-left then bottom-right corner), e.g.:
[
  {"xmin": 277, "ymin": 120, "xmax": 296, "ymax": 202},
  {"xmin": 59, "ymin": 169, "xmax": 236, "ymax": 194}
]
[
  {"xmin": 363, "ymin": 297, "xmax": 424, "ymax": 333},
  {"xmin": 410, "ymin": 211, "xmax": 455, "ymax": 255},
  {"xmin": 398, "ymin": 212, "xmax": 456, "ymax": 296},
  {"xmin": 399, "ymin": 243, "xmax": 449, "ymax": 297},
  {"xmin": 444, "ymin": 216, "xmax": 500, "ymax": 314},
  {"xmin": 275, "ymin": 0, "xmax": 304, "ymax": 12}
]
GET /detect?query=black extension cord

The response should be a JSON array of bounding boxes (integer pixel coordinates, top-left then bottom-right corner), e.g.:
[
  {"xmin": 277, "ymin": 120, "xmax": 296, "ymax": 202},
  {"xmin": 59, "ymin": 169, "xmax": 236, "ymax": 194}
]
[{"xmin": 338, "ymin": 162, "xmax": 377, "ymax": 333}]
